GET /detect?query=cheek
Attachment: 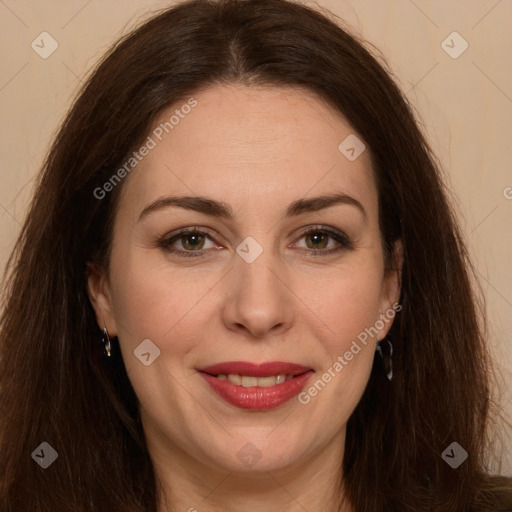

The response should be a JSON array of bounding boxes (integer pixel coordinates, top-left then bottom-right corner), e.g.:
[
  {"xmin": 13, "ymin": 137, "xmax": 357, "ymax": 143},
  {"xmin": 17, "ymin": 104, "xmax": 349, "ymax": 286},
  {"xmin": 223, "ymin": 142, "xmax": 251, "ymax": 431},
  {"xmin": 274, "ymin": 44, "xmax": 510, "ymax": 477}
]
[
  {"xmin": 109, "ymin": 252, "xmax": 220, "ymax": 351},
  {"xmin": 107, "ymin": 255, "xmax": 217, "ymax": 413},
  {"xmin": 294, "ymin": 255, "xmax": 383, "ymax": 413},
  {"xmin": 310, "ymin": 260, "xmax": 384, "ymax": 349}
]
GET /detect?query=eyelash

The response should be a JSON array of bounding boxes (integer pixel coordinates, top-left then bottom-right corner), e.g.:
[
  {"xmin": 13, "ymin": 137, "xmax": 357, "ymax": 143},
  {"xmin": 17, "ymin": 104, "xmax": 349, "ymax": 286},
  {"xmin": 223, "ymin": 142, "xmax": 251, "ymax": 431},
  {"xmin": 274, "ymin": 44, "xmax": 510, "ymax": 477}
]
[{"xmin": 157, "ymin": 225, "xmax": 353, "ymax": 259}]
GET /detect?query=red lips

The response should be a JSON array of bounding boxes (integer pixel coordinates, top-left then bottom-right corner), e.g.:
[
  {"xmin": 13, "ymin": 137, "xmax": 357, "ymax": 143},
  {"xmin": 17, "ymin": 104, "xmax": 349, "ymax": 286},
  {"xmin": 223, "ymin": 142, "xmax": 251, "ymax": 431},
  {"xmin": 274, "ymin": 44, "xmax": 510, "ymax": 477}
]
[{"xmin": 197, "ymin": 361, "xmax": 315, "ymax": 410}]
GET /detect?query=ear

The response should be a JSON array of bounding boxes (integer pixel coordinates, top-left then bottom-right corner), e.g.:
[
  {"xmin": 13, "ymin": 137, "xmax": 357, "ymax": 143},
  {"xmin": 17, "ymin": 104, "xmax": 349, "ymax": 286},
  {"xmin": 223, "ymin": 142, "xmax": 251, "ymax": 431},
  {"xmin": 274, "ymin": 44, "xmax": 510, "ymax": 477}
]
[
  {"xmin": 86, "ymin": 262, "xmax": 117, "ymax": 337},
  {"xmin": 377, "ymin": 239, "xmax": 403, "ymax": 340}
]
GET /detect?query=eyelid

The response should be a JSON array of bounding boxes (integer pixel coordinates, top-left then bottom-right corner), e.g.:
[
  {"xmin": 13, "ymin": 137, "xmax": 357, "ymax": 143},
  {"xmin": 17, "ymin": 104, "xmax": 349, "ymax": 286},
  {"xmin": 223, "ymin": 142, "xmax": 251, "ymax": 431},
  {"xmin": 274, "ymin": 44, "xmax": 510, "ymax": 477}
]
[
  {"xmin": 158, "ymin": 224, "xmax": 353, "ymax": 257},
  {"xmin": 293, "ymin": 224, "xmax": 349, "ymax": 240},
  {"xmin": 291, "ymin": 225, "xmax": 353, "ymax": 251},
  {"xmin": 159, "ymin": 226, "xmax": 221, "ymax": 250}
]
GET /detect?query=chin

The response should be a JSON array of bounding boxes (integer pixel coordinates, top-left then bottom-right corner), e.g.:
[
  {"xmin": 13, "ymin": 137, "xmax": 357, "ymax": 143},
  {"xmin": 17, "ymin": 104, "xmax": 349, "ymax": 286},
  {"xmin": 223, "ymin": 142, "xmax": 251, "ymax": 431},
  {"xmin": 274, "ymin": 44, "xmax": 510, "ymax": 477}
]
[{"xmin": 205, "ymin": 432, "xmax": 307, "ymax": 473}]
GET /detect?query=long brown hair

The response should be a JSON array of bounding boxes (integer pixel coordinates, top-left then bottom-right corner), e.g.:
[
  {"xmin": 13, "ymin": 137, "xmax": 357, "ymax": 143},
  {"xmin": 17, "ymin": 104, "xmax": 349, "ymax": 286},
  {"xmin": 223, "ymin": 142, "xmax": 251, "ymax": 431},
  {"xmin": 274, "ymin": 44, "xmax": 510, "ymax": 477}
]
[{"xmin": 0, "ymin": 0, "xmax": 509, "ymax": 510}]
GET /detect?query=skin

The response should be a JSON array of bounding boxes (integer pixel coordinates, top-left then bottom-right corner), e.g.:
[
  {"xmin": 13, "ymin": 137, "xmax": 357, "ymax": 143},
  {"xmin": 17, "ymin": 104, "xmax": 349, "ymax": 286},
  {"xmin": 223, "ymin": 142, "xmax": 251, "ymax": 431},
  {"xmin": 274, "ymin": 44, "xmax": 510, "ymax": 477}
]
[{"xmin": 87, "ymin": 83, "xmax": 402, "ymax": 512}]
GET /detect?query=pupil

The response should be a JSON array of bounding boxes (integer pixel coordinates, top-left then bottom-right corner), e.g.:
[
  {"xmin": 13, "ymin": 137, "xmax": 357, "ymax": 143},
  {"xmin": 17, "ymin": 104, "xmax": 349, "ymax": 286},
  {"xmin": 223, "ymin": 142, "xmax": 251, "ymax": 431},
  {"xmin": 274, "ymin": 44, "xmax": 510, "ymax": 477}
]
[
  {"xmin": 183, "ymin": 233, "xmax": 203, "ymax": 250},
  {"xmin": 308, "ymin": 232, "xmax": 327, "ymax": 249}
]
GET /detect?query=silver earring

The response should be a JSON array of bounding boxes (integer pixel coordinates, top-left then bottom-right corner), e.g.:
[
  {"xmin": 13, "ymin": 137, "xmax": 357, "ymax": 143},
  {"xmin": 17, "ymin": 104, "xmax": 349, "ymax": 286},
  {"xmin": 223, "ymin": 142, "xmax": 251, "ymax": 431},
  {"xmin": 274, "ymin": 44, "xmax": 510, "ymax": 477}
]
[
  {"xmin": 101, "ymin": 326, "xmax": 112, "ymax": 357},
  {"xmin": 376, "ymin": 337, "xmax": 393, "ymax": 381}
]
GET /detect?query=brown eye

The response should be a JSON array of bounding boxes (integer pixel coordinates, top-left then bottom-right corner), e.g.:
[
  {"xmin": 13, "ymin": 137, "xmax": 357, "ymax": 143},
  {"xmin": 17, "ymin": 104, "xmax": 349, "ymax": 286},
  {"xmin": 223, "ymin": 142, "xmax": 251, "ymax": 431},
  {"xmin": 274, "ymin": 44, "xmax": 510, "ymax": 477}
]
[
  {"xmin": 180, "ymin": 232, "xmax": 206, "ymax": 251},
  {"xmin": 158, "ymin": 228, "xmax": 219, "ymax": 258},
  {"xmin": 293, "ymin": 226, "xmax": 353, "ymax": 256},
  {"xmin": 304, "ymin": 232, "xmax": 330, "ymax": 250}
]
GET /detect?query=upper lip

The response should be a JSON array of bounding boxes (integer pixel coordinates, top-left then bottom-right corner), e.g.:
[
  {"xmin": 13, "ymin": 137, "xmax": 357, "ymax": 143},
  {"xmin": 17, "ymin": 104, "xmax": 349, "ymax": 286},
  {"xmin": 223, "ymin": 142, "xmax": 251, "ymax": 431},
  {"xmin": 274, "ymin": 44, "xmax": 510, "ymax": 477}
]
[{"xmin": 197, "ymin": 361, "xmax": 313, "ymax": 377}]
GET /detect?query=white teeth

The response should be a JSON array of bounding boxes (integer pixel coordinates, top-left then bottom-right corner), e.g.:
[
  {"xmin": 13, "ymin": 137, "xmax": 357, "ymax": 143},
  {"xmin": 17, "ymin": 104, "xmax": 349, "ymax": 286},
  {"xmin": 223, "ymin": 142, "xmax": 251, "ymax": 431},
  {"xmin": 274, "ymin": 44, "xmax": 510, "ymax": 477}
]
[
  {"xmin": 258, "ymin": 376, "xmax": 279, "ymax": 387},
  {"xmin": 241, "ymin": 376, "xmax": 258, "ymax": 388},
  {"xmin": 217, "ymin": 373, "xmax": 292, "ymax": 387},
  {"xmin": 227, "ymin": 374, "xmax": 242, "ymax": 385}
]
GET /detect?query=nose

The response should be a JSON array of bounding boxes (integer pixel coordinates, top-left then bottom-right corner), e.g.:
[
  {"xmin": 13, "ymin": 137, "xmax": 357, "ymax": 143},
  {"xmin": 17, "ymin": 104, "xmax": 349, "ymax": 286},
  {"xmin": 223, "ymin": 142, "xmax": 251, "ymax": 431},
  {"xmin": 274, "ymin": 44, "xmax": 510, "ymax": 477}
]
[{"xmin": 221, "ymin": 248, "xmax": 295, "ymax": 339}]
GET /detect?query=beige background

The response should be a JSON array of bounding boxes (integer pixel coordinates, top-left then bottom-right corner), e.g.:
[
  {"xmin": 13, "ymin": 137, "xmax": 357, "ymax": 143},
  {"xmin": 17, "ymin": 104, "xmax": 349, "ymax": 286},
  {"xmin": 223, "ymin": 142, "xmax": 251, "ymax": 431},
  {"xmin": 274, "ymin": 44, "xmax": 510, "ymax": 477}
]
[{"xmin": 0, "ymin": 0, "xmax": 511, "ymax": 474}]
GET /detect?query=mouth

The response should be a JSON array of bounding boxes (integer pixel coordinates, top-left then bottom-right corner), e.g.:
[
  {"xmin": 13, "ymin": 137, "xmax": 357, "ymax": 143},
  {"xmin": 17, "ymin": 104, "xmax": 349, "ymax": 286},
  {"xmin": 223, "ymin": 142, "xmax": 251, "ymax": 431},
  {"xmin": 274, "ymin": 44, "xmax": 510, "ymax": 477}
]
[
  {"xmin": 197, "ymin": 361, "xmax": 314, "ymax": 410},
  {"xmin": 209, "ymin": 373, "xmax": 295, "ymax": 387}
]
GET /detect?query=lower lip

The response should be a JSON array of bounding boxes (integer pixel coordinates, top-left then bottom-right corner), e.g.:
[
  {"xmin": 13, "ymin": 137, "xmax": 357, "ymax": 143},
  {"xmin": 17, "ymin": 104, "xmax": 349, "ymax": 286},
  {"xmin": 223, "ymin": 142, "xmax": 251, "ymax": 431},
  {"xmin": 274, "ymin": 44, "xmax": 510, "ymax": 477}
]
[{"xmin": 199, "ymin": 371, "xmax": 314, "ymax": 410}]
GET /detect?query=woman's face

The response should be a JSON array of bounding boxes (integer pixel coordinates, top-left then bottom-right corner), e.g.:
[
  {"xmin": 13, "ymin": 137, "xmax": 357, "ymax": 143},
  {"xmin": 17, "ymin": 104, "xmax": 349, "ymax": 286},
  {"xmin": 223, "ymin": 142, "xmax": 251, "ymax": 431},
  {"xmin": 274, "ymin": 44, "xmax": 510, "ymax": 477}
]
[{"xmin": 88, "ymin": 84, "xmax": 401, "ymax": 475}]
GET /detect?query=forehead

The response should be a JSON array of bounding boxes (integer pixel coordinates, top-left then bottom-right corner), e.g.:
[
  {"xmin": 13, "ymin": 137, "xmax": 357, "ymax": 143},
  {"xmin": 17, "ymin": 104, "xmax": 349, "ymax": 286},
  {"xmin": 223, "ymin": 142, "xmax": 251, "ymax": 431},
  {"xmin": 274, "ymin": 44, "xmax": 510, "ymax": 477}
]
[{"xmin": 118, "ymin": 84, "xmax": 377, "ymax": 220}]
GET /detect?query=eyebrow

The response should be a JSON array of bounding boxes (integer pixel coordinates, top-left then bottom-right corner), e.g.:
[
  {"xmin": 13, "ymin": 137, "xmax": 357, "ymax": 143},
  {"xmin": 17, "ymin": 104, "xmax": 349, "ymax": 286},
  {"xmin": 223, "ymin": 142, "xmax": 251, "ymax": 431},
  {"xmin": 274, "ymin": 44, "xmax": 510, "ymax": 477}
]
[{"xmin": 137, "ymin": 192, "xmax": 367, "ymax": 222}]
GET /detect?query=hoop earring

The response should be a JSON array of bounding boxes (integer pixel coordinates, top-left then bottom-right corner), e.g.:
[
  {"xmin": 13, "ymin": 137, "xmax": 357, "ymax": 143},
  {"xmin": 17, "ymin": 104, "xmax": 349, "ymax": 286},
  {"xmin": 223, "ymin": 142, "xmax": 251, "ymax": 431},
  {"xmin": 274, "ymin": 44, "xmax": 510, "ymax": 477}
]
[
  {"xmin": 376, "ymin": 337, "xmax": 393, "ymax": 381},
  {"xmin": 101, "ymin": 326, "xmax": 112, "ymax": 358}
]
